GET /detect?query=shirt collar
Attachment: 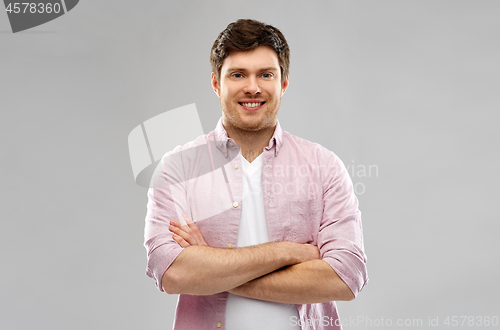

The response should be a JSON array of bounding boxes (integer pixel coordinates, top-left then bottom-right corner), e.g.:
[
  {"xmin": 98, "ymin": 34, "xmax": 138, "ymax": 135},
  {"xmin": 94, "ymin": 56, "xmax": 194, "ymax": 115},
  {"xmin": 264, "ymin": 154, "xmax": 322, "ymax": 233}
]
[{"xmin": 214, "ymin": 118, "xmax": 283, "ymax": 157}]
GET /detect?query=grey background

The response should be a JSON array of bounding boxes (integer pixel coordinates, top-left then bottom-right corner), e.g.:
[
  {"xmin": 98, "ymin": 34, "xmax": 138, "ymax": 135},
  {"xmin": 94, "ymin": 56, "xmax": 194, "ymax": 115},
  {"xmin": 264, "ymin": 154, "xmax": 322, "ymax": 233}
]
[{"xmin": 1, "ymin": 0, "xmax": 499, "ymax": 329}]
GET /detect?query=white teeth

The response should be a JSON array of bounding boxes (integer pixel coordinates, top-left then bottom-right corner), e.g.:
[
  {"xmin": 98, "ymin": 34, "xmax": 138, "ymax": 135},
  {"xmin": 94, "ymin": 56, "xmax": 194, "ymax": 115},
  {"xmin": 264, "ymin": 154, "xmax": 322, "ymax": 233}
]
[{"xmin": 241, "ymin": 102, "xmax": 263, "ymax": 107}]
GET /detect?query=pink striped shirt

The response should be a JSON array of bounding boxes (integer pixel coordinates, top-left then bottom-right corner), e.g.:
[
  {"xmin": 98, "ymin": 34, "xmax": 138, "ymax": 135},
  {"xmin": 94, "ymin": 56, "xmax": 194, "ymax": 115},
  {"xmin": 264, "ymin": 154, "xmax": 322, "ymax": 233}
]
[{"xmin": 144, "ymin": 119, "xmax": 368, "ymax": 329}]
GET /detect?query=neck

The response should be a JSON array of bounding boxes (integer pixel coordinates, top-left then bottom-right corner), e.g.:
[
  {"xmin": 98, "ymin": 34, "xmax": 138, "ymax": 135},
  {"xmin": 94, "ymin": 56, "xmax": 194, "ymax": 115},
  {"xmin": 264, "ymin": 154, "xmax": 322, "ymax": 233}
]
[{"xmin": 223, "ymin": 121, "xmax": 276, "ymax": 163}]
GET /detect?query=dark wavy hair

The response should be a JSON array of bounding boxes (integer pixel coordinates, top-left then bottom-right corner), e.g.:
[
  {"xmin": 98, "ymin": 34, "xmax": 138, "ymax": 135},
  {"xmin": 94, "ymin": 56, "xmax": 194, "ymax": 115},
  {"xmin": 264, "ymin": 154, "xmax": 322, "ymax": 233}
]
[{"xmin": 210, "ymin": 19, "xmax": 290, "ymax": 86}]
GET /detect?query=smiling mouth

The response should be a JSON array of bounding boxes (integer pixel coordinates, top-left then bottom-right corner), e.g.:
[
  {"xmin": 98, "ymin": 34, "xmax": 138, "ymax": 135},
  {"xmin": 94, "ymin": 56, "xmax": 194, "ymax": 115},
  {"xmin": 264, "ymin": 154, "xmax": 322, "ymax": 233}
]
[{"xmin": 238, "ymin": 102, "xmax": 265, "ymax": 108}]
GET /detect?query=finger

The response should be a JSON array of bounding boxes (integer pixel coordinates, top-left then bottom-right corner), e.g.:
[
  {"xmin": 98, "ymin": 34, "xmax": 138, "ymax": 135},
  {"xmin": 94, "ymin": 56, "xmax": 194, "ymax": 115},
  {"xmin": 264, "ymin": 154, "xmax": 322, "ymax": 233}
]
[
  {"xmin": 174, "ymin": 235, "xmax": 190, "ymax": 248},
  {"xmin": 170, "ymin": 219, "xmax": 194, "ymax": 237},
  {"xmin": 182, "ymin": 214, "xmax": 193, "ymax": 223},
  {"xmin": 181, "ymin": 214, "xmax": 202, "ymax": 235},
  {"xmin": 170, "ymin": 219, "xmax": 184, "ymax": 228},
  {"xmin": 182, "ymin": 214, "xmax": 198, "ymax": 228},
  {"xmin": 172, "ymin": 233, "xmax": 190, "ymax": 248},
  {"xmin": 169, "ymin": 224, "xmax": 194, "ymax": 244},
  {"xmin": 182, "ymin": 215, "xmax": 207, "ymax": 244}
]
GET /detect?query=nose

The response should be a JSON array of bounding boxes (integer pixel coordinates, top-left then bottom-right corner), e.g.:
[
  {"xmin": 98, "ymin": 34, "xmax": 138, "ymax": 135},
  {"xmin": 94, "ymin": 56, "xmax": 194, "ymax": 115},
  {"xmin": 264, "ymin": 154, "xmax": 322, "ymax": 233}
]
[{"xmin": 242, "ymin": 76, "xmax": 261, "ymax": 95}]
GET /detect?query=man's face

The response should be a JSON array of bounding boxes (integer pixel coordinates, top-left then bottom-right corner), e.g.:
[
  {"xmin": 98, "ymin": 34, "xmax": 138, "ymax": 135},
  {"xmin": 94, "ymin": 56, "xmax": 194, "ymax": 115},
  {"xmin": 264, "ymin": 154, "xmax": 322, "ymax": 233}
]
[{"xmin": 211, "ymin": 46, "xmax": 289, "ymax": 133}]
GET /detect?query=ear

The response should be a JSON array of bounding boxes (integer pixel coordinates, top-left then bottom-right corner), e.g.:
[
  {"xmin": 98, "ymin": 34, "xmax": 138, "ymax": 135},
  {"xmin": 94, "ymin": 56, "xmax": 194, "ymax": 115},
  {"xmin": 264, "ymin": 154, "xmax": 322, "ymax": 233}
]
[
  {"xmin": 211, "ymin": 72, "xmax": 221, "ymax": 98},
  {"xmin": 281, "ymin": 74, "xmax": 289, "ymax": 96}
]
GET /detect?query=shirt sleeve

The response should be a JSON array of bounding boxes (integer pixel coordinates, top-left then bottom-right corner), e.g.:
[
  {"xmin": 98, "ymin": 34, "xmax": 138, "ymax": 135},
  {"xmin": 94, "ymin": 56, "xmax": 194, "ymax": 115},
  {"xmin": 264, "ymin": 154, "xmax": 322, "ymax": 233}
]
[
  {"xmin": 144, "ymin": 149, "xmax": 188, "ymax": 292},
  {"xmin": 318, "ymin": 150, "xmax": 368, "ymax": 297}
]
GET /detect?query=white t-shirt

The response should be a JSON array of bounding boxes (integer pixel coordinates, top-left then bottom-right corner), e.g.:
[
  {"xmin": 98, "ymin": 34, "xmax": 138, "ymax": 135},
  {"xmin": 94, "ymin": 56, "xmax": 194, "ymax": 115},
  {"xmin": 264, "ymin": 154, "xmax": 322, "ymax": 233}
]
[{"xmin": 225, "ymin": 154, "xmax": 300, "ymax": 330}]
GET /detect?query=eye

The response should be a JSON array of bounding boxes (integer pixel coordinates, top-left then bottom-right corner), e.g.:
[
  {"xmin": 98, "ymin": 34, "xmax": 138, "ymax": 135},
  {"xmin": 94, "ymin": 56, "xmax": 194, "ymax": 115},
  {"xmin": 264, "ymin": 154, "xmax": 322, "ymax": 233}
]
[
  {"xmin": 262, "ymin": 73, "xmax": 273, "ymax": 78},
  {"xmin": 232, "ymin": 73, "xmax": 243, "ymax": 78}
]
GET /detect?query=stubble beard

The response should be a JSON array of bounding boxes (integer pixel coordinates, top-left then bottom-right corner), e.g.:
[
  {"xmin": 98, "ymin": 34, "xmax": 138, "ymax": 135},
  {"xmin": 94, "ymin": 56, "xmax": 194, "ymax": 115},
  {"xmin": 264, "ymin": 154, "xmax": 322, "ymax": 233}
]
[{"xmin": 221, "ymin": 99, "xmax": 280, "ymax": 136}]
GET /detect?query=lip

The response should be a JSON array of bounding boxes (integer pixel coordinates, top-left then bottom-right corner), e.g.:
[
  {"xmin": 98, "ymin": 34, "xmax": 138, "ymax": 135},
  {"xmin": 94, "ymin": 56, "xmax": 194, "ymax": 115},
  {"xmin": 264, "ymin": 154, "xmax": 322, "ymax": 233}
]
[{"xmin": 238, "ymin": 101, "xmax": 266, "ymax": 111}]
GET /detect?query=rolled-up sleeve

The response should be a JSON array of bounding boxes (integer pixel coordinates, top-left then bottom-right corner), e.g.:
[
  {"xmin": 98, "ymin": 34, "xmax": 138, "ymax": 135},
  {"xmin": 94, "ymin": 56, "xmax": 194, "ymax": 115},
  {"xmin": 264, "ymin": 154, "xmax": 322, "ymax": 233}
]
[
  {"xmin": 144, "ymin": 150, "xmax": 188, "ymax": 292},
  {"xmin": 318, "ymin": 151, "xmax": 368, "ymax": 297}
]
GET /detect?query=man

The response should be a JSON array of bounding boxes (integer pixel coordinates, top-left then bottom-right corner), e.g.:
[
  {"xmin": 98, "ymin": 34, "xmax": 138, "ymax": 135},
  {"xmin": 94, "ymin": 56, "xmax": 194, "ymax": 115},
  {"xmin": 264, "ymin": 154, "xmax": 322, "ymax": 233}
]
[{"xmin": 144, "ymin": 19, "xmax": 368, "ymax": 329}]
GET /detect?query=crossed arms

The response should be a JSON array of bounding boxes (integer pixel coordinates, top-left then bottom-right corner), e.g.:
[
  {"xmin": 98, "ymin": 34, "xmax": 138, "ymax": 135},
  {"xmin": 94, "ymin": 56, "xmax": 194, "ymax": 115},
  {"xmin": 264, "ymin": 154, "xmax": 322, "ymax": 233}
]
[
  {"xmin": 162, "ymin": 216, "xmax": 355, "ymax": 304},
  {"xmin": 146, "ymin": 146, "xmax": 368, "ymax": 304}
]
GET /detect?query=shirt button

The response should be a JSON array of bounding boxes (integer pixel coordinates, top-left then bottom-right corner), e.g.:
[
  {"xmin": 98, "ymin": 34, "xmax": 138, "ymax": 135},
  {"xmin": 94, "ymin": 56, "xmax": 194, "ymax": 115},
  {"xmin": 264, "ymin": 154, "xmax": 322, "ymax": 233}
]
[
  {"xmin": 234, "ymin": 163, "xmax": 239, "ymax": 169},
  {"xmin": 229, "ymin": 141, "xmax": 234, "ymax": 147},
  {"xmin": 217, "ymin": 322, "xmax": 222, "ymax": 328},
  {"xmin": 227, "ymin": 243, "xmax": 233, "ymax": 249},
  {"xmin": 232, "ymin": 202, "xmax": 239, "ymax": 208},
  {"xmin": 276, "ymin": 147, "xmax": 279, "ymax": 152}
]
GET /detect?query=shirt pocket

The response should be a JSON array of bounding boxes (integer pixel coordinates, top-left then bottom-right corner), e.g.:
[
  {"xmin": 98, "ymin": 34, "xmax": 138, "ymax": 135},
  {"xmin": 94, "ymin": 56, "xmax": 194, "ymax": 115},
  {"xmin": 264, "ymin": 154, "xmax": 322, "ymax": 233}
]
[{"xmin": 284, "ymin": 199, "xmax": 323, "ymax": 244}]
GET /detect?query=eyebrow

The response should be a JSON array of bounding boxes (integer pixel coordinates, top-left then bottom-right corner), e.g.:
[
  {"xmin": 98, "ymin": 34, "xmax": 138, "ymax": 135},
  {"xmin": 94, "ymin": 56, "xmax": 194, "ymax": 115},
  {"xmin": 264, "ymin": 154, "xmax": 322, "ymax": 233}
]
[{"xmin": 225, "ymin": 67, "xmax": 279, "ymax": 73}]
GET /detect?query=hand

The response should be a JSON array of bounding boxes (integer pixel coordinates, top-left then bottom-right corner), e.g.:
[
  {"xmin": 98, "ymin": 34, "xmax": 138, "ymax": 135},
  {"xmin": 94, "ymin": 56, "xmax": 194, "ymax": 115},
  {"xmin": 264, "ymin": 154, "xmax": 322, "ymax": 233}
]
[
  {"xmin": 169, "ymin": 214, "xmax": 208, "ymax": 248},
  {"xmin": 288, "ymin": 243, "xmax": 320, "ymax": 264},
  {"xmin": 299, "ymin": 243, "xmax": 321, "ymax": 262}
]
